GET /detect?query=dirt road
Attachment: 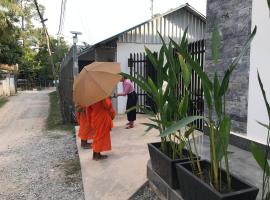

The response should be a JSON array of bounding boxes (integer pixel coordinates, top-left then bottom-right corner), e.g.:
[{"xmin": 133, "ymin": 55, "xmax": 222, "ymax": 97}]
[{"xmin": 0, "ymin": 90, "xmax": 84, "ymax": 200}]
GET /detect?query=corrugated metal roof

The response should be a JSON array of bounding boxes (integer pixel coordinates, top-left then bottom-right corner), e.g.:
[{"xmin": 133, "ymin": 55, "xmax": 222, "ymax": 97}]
[{"xmin": 79, "ymin": 3, "xmax": 205, "ymax": 57}]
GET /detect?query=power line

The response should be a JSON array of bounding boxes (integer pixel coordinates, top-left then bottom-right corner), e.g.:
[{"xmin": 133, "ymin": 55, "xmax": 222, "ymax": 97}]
[
  {"xmin": 57, "ymin": 0, "xmax": 67, "ymax": 36},
  {"xmin": 57, "ymin": 0, "xmax": 64, "ymax": 35}
]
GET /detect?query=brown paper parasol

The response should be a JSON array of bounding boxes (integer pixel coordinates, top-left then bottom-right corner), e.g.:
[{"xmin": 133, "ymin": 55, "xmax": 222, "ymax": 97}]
[{"xmin": 73, "ymin": 62, "xmax": 121, "ymax": 106}]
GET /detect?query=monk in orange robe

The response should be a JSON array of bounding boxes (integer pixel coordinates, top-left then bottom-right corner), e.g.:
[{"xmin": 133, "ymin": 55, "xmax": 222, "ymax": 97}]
[
  {"xmin": 76, "ymin": 105, "xmax": 94, "ymax": 149},
  {"xmin": 91, "ymin": 97, "xmax": 115, "ymax": 160}
]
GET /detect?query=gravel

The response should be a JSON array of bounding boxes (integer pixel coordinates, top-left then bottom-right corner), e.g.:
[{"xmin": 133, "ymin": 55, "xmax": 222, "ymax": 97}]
[
  {"xmin": 0, "ymin": 130, "xmax": 84, "ymax": 200},
  {"xmin": 129, "ymin": 182, "xmax": 160, "ymax": 200},
  {"xmin": 0, "ymin": 91, "xmax": 84, "ymax": 200}
]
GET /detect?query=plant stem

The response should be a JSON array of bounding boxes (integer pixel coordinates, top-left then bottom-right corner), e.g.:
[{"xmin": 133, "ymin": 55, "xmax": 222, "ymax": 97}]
[
  {"xmin": 210, "ymin": 122, "xmax": 219, "ymax": 190},
  {"xmin": 191, "ymin": 132, "xmax": 202, "ymax": 179},
  {"xmin": 187, "ymin": 139, "xmax": 196, "ymax": 173},
  {"xmin": 224, "ymin": 151, "xmax": 231, "ymax": 191},
  {"xmin": 263, "ymin": 126, "xmax": 270, "ymax": 199}
]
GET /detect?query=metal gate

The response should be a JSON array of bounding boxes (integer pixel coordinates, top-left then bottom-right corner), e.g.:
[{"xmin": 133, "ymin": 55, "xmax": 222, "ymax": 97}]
[
  {"xmin": 128, "ymin": 40, "xmax": 205, "ymax": 130},
  {"xmin": 128, "ymin": 52, "xmax": 157, "ymax": 113}
]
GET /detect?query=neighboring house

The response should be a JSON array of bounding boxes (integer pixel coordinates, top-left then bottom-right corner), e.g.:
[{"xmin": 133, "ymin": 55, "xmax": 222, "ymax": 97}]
[
  {"xmin": 205, "ymin": 0, "xmax": 270, "ymax": 146},
  {"xmin": 0, "ymin": 64, "xmax": 18, "ymax": 97},
  {"xmin": 78, "ymin": 3, "xmax": 206, "ymax": 114}
]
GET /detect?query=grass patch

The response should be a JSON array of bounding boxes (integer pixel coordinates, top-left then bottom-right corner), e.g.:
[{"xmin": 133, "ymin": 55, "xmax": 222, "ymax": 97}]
[
  {"xmin": 62, "ymin": 157, "xmax": 82, "ymax": 185},
  {"xmin": 0, "ymin": 97, "xmax": 8, "ymax": 108},
  {"xmin": 47, "ymin": 91, "xmax": 72, "ymax": 131}
]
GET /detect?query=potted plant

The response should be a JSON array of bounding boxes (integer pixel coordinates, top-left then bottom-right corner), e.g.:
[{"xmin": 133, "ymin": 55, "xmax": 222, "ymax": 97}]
[
  {"xmin": 162, "ymin": 25, "xmax": 259, "ymax": 199},
  {"xmin": 121, "ymin": 30, "xmax": 202, "ymax": 189}
]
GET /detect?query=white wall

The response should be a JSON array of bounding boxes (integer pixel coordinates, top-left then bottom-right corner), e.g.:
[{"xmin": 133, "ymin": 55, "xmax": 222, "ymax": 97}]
[
  {"xmin": 0, "ymin": 75, "xmax": 16, "ymax": 97},
  {"xmin": 116, "ymin": 42, "xmax": 162, "ymax": 114},
  {"xmin": 247, "ymin": 0, "xmax": 270, "ymax": 144}
]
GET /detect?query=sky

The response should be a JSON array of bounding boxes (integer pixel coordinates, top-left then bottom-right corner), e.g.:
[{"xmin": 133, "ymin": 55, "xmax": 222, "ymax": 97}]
[{"xmin": 38, "ymin": 0, "xmax": 206, "ymax": 45}]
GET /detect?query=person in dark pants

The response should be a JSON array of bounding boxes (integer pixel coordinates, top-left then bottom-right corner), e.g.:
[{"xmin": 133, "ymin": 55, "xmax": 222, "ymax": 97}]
[{"xmin": 115, "ymin": 76, "xmax": 138, "ymax": 129}]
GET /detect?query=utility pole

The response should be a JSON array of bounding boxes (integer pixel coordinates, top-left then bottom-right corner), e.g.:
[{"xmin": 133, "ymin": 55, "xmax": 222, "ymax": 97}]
[
  {"xmin": 33, "ymin": 0, "xmax": 58, "ymax": 89},
  {"xmin": 70, "ymin": 31, "xmax": 82, "ymax": 78}
]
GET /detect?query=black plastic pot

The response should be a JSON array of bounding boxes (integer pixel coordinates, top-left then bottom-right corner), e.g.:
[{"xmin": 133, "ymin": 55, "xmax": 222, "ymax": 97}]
[
  {"xmin": 176, "ymin": 160, "xmax": 259, "ymax": 200},
  {"xmin": 148, "ymin": 142, "xmax": 198, "ymax": 189}
]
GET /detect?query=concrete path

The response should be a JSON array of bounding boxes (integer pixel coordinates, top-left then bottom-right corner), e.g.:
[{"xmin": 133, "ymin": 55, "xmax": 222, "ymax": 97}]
[{"xmin": 76, "ymin": 114, "xmax": 160, "ymax": 200}]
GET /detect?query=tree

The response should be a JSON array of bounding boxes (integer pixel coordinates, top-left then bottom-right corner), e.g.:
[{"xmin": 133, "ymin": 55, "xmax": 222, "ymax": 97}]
[
  {"xmin": 0, "ymin": 0, "xmax": 69, "ymax": 84},
  {"xmin": 0, "ymin": 0, "xmax": 23, "ymax": 64}
]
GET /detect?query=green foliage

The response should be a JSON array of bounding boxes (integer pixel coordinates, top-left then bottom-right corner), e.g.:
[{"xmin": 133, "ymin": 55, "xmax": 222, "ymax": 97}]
[
  {"xmin": 216, "ymin": 115, "xmax": 231, "ymax": 162},
  {"xmin": 251, "ymin": 142, "xmax": 270, "ymax": 176},
  {"xmin": 121, "ymin": 32, "xmax": 201, "ymax": 162},
  {"xmin": 160, "ymin": 116, "xmax": 204, "ymax": 137},
  {"xmin": 47, "ymin": 91, "xmax": 72, "ymax": 130},
  {"xmin": 0, "ymin": 97, "xmax": 8, "ymax": 108},
  {"xmin": 0, "ymin": 0, "xmax": 68, "ymax": 84},
  {"xmin": 251, "ymin": 71, "xmax": 270, "ymax": 200},
  {"xmin": 174, "ymin": 25, "xmax": 256, "ymax": 191}
]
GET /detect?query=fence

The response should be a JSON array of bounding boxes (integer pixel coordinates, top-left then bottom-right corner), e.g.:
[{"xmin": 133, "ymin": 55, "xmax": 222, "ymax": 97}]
[
  {"xmin": 128, "ymin": 40, "xmax": 205, "ymax": 130},
  {"xmin": 58, "ymin": 47, "xmax": 75, "ymax": 123},
  {"xmin": 128, "ymin": 53, "xmax": 157, "ymax": 113},
  {"xmin": 16, "ymin": 79, "xmax": 54, "ymax": 90}
]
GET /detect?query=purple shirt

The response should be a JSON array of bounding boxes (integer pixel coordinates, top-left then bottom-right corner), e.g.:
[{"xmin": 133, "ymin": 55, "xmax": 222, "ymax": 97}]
[{"xmin": 122, "ymin": 79, "xmax": 134, "ymax": 95}]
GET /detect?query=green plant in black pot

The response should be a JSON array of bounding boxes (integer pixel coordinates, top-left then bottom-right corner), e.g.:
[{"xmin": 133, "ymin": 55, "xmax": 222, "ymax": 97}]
[
  {"xmin": 121, "ymin": 29, "xmax": 203, "ymax": 188},
  {"xmin": 162, "ymin": 25, "xmax": 258, "ymax": 200}
]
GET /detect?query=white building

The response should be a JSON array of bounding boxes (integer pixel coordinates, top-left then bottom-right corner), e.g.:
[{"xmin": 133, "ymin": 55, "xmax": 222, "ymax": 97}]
[
  {"xmin": 0, "ymin": 64, "xmax": 17, "ymax": 97},
  {"xmin": 78, "ymin": 3, "xmax": 206, "ymax": 114},
  {"xmin": 247, "ymin": 1, "xmax": 270, "ymax": 145}
]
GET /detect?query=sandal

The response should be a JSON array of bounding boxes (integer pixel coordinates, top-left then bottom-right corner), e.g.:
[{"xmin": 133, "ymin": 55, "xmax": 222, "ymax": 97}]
[
  {"xmin": 93, "ymin": 152, "xmax": 108, "ymax": 160},
  {"xmin": 125, "ymin": 124, "xmax": 134, "ymax": 129},
  {"xmin": 81, "ymin": 140, "xmax": 92, "ymax": 149}
]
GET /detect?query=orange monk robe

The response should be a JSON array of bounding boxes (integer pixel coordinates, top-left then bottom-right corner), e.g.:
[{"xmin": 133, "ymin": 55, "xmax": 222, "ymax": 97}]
[
  {"xmin": 91, "ymin": 98, "xmax": 116, "ymax": 153},
  {"xmin": 76, "ymin": 106, "xmax": 94, "ymax": 140}
]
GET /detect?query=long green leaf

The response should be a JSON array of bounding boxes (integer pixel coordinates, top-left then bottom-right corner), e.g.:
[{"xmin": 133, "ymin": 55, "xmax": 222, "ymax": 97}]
[
  {"xmin": 149, "ymin": 118, "xmax": 161, "ymax": 123},
  {"xmin": 202, "ymin": 82, "xmax": 212, "ymax": 109},
  {"xmin": 212, "ymin": 24, "xmax": 220, "ymax": 63},
  {"xmin": 147, "ymin": 76, "xmax": 159, "ymax": 104},
  {"xmin": 179, "ymin": 54, "xmax": 191, "ymax": 88},
  {"xmin": 216, "ymin": 115, "xmax": 231, "ymax": 161},
  {"xmin": 184, "ymin": 126, "xmax": 195, "ymax": 138},
  {"xmin": 180, "ymin": 27, "xmax": 189, "ymax": 50},
  {"xmin": 258, "ymin": 71, "xmax": 270, "ymax": 120},
  {"xmin": 145, "ymin": 47, "xmax": 159, "ymax": 70},
  {"xmin": 178, "ymin": 94, "xmax": 189, "ymax": 117},
  {"xmin": 157, "ymin": 46, "xmax": 165, "ymax": 88},
  {"xmin": 257, "ymin": 121, "xmax": 270, "ymax": 130},
  {"xmin": 218, "ymin": 69, "xmax": 230, "ymax": 97},
  {"xmin": 160, "ymin": 116, "xmax": 204, "ymax": 137},
  {"xmin": 228, "ymin": 26, "xmax": 257, "ymax": 72},
  {"xmin": 141, "ymin": 123, "xmax": 160, "ymax": 132},
  {"xmin": 214, "ymin": 73, "xmax": 222, "ymax": 118},
  {"xmin": 178, "ymin": 48, "xmax": 213, "ymax": 91},
  {"xmin": 251, "ymin": 142, "xmax": 270, "ymax": 176},
  {"xmin": 267, "ymin": 0, "xmax": 270, "ymax": 13},
  {"xmin": 126, "ymin": 104, "xmax": 155, "ymax": 116}
]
